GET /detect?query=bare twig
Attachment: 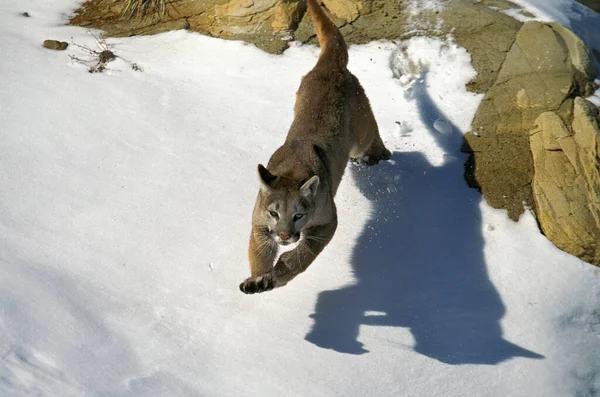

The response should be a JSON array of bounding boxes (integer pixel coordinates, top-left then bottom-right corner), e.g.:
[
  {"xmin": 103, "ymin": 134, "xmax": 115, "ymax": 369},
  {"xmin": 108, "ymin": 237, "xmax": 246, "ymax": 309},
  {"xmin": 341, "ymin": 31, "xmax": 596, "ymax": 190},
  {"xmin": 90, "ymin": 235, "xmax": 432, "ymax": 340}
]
[{"xmin": 69, "ymin": 31, "xmax": 116, "ymax": 73}]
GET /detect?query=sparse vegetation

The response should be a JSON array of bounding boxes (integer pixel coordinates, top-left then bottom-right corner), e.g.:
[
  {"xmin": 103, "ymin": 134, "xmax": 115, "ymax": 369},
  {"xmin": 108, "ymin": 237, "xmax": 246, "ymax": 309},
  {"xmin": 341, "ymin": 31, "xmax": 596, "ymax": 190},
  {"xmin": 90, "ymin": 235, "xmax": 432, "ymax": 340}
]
[
  {"xmin": 112, "ymin": 0, "xmax": 171, "ymax": 20},
  {"xmin": 69, "ymin": 31, "xmax": 116, "ymax": 73},
  {"xmin": 69, "ymin": 31, "xmax": 143, "ymax": 73}
]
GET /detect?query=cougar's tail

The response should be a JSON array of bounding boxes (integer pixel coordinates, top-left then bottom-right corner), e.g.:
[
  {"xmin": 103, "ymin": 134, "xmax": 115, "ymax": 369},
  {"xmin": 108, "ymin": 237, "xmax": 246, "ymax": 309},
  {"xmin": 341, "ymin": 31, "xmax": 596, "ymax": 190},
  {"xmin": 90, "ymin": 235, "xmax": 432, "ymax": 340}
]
[{"xmin": 306, "ymin": 0, "xmax": 348, "ymax": 69}]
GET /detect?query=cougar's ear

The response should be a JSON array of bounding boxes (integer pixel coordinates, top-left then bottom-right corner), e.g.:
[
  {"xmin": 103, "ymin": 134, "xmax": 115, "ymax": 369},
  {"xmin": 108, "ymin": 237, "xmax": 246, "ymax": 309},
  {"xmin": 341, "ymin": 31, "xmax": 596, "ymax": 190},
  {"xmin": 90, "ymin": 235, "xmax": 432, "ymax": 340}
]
[
  {"xmin": 257, "ymin": 164, "xmax": 276, "ymax": 193},
  {"xmin": 299, "ymin": 175, "xmax": 320, "ymax": 199}
]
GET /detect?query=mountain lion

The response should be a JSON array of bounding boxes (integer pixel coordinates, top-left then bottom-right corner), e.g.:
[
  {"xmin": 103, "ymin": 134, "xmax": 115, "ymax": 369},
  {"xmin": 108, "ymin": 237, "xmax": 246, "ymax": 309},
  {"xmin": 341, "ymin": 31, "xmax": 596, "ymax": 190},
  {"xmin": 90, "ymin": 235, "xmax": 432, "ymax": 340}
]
[{"xmin": 239, "ymin": 0, "xmax": 391, "ymax": 294}]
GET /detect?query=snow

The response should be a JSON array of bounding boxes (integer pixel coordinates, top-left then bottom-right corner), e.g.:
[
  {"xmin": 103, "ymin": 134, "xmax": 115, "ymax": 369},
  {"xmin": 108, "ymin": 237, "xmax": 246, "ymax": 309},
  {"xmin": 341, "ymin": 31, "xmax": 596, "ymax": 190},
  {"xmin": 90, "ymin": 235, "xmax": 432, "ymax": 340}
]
[{"xmin": 1, "ymin": 0, "xmax": 599, "ymax": 396}]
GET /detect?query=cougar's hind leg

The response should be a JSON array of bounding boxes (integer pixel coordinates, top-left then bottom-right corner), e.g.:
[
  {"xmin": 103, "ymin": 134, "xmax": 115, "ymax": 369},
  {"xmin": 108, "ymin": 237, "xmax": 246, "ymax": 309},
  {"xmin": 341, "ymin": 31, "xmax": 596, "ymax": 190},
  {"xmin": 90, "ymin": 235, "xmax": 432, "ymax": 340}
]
[
  {"xmin": 348, "ymin": 75, "xmax": 391, "ymax": 166},
  {"xmin": 362, "ymin": 127, "xmax": 391, "ymax": 166}
]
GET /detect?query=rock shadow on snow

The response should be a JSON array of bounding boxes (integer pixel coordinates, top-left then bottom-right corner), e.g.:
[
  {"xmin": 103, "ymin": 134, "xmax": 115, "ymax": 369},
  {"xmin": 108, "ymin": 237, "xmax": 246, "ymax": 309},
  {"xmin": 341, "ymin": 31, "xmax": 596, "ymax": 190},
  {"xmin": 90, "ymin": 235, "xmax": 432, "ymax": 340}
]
[{"xmin": 305, "ymin": 72, "xmax": 543, "ymax": 365}]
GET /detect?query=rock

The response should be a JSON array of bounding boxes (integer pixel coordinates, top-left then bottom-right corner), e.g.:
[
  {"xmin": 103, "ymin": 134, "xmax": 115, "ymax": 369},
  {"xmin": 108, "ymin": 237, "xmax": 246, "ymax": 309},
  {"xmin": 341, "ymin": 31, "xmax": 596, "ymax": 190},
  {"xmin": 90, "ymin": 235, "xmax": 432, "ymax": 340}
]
[
  {"xmin": 68, "ymin": 0, "xmax": 525, "ymax": 60},
  {"xmin": 188, "ymin": 0, "xmax": 304, "ymax": 53},
  {"xmin": 550, "ymin": 22, "xmax": 598, "ymax": 81},
  {"xmin": 43, "ymin": 39, "xmax": 69, "ymax": 50},
  {"xmin": 194, "ymin": 0, "xmax": 303, "ymax": 35},
  {"xmin": 440, "ymin": 0, "xmax": 522, "ymax": 93},
  {"xmin": 529, "ymin": 98, "xmax": 600, "ymax": 266},
  {"xmin": 71, "ymin": 0, "xmax": 303, "ymax": 54},
  {"xmin": 70, "ymin": 0, "xmax": 221, "ymax": 40},
  {"xmin": 463, "ymin": 18, "xmax": 600, "ymax": 265},
  {"xmin": 321, "ymin": 0, "xmax": 365, "ymax": 23},
  {"xmin": 462, "ymin": 132, "xmax": 534, "ymax": 218},
  {"xmin": 463, "ymin": 21, "xmax": 598, "ymax": 220}
]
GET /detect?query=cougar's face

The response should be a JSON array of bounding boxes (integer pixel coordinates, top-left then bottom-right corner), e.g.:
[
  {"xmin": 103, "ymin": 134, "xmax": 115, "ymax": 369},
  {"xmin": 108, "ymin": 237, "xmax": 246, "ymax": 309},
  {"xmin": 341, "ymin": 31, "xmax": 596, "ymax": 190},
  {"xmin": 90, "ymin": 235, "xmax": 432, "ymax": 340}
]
[
  {"xmin": 263, "ymin": 192, "xmax": 311, "ymax": 245},
  {"xmin": 256, "ymin": 164, "xmax": 320, "ymax": 246}
]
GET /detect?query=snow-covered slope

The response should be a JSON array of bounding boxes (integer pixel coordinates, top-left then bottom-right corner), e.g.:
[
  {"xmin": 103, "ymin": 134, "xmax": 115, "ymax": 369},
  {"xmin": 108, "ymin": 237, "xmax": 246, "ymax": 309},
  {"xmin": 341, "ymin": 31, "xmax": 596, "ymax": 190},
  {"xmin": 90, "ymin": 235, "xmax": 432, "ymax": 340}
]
[{"xmin": 0, "ymin": 1, "xmax": 599, "ymax": 396}]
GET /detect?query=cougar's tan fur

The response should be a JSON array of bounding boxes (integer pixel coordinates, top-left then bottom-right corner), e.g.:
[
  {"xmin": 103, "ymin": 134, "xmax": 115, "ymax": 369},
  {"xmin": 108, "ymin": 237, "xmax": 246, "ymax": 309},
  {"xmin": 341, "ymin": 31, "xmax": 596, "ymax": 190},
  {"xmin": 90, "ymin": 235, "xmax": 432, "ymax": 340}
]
[{"xmin": 239, "ymin": 0, "xmax": 391, "ymax": 294}]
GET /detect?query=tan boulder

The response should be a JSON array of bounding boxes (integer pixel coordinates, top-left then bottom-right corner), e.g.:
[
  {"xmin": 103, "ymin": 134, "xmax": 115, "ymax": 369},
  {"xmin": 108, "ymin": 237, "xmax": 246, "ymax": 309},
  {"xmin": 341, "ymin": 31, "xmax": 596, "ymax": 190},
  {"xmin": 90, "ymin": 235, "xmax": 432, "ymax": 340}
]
[
  {"xmin": 440, "ymin": 0, "xmax": 523, "ymax": 93},
  {"xmin": 321, "ymin": 0, "xmax": 365, "ymax": 23},
  {"xmin": 189, "ymin": 0, "xmax": 304, "ymax": 37},
  {"xmin": 463, "ymin": 21, "xmax": 598, "ymax": 220},
  {"xmin": 550, "ymin": 22, "xmax": 598, "ymax": 82},
  {"xmin": 529, "ymin": 98, "xmax": 600, "ymax": 265},
  {"xmin": 476, "ymin": 22, "xmax": 591, "ymax": 136}
]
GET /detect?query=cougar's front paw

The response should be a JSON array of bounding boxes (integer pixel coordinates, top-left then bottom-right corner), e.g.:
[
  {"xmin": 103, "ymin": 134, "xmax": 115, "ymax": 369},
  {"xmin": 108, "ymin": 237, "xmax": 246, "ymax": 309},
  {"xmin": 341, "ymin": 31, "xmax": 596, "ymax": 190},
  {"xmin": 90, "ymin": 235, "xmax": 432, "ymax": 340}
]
[{"xmin": 239, "ymin": 273, "xmax": 276, "ymax": 294}]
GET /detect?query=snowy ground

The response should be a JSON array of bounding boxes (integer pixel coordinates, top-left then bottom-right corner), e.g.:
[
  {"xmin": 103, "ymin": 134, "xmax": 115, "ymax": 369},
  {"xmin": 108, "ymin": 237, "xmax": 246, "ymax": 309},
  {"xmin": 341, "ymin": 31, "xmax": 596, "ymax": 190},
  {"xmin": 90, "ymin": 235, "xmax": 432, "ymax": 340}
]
[{"xmin": 1, "ymin": 0, "xmax": 599, "ymax": 396}]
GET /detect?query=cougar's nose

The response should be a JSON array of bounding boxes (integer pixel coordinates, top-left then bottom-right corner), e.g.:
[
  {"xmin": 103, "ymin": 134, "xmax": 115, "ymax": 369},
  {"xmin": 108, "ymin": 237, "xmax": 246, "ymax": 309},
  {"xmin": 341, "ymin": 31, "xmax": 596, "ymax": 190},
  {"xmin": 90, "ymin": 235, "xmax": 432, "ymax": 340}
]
[{"xmin": 279, "ymin": 232, "xmax": 290, "ymax": 241}]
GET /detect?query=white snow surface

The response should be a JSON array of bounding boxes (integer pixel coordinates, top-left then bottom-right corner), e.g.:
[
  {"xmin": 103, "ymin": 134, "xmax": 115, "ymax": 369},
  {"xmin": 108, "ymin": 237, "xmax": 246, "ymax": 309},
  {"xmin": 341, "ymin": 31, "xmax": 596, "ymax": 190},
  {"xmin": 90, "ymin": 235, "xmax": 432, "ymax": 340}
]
[{"xmin": 1, "ymin": 0, "xmax": 599, "ymax": 396}]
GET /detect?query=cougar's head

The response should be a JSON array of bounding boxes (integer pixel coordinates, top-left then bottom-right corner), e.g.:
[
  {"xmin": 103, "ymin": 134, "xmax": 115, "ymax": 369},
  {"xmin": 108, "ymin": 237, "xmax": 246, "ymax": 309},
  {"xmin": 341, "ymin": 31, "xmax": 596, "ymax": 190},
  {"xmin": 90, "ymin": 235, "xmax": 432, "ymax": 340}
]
[{"xmin": 256, "ymin": 164, "xmax": 320, "ymax": 246}]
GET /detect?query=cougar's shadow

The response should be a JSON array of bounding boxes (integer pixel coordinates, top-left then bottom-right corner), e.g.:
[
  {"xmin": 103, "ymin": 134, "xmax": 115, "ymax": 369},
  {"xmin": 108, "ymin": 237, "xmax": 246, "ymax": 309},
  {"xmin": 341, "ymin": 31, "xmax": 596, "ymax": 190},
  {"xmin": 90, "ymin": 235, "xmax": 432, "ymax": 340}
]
[{"xmin": 304, "ymin": 74, "xmax": 543, "ymax": 364}]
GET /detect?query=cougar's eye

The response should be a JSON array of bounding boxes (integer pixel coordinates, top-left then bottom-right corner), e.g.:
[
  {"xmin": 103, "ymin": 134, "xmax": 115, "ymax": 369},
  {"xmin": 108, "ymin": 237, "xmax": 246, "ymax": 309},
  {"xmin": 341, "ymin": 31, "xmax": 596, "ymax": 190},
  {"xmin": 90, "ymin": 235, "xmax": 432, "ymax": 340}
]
[
  {"xmin": 293, "ymin": 213, "xmax": 305, "ymax": 221},
  {"xmin": 269, "ymin": 210, "xmax": 279, "ymax": 219}
]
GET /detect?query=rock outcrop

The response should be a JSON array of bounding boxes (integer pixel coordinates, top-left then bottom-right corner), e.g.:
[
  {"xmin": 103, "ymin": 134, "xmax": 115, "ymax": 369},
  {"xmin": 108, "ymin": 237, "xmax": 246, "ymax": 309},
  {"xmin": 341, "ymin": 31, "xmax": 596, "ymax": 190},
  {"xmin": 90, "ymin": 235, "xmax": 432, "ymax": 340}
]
[
  {"xmin": 463, "ymin": 21, "xmax": 597, "ymax": 220},
  {"xmin": 440, "ymin": 0, "xmax": 524, "ymax": 93},
  {"xmin": 529, "ymin": 98, "xmax": 600, "ymax": 265},
  {"xmin": 70, "ymin": 0, "xmax": 526, "ymax": 58},
  {"xmin": 71, "ymin": 0, "xmax": 344, "ymax": 54},
  {"xmin": 462, "ymin": 20, "xmax": 599, "ymax": 265},
  {"xmin": 188, "ymin": 0, "xmax": 306, "ymax": 53},
  {"xmin": 71, "ymin": 0, "xmax": 301, "ymax": 53}
]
